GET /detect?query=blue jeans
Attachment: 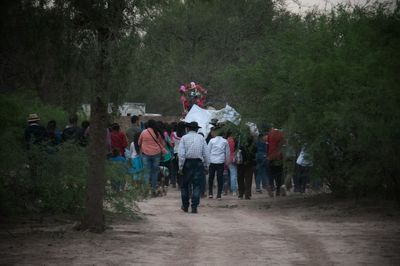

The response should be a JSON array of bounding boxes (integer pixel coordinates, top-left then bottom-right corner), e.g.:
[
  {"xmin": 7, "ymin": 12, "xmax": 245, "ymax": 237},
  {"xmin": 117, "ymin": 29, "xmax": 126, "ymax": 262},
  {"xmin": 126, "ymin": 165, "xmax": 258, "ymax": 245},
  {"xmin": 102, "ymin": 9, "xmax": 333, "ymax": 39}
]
[
  {"xmin": 228, "ymin": 163, "xmax": 237, "ymax": 193},
  {"xmin": 142, "ymin": 153, "xmax": 161, "ymax": 192},
  {"xmin": 181, "ymin": 159, "xmax": 203, "ymax": 209},
  {"xmin": 256, "ymin": 158, "xmax": 268, "ymax": 189},
  {"xmin": 200, "ymin": 170, "xmax": 206, "ymax": 195}
]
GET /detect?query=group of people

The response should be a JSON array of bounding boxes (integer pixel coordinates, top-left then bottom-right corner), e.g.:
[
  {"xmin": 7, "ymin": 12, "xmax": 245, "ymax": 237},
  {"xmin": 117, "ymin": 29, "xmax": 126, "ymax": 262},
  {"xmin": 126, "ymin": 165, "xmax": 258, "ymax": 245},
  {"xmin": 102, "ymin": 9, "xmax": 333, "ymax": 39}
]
[
  {"xmin": 24, "ymin": 111, "xmax": 314, "ymax": 213},
  {"xmin": 177, "ymin": 121, "xmax": 315, "ymax": 214},
  {"xmin": 24, "ymin": 113, "xmax": 90, "ymax": 151},
  {"xmin": 177, "ymin": 120, "xmax": 276, "ymax": 213}
]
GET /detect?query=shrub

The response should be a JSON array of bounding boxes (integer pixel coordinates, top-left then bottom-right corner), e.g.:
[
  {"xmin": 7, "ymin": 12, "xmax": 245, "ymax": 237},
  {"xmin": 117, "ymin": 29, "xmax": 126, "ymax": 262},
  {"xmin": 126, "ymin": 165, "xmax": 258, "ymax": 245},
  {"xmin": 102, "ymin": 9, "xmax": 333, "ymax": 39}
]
[{"xmin": 0, "ymin": 92, "xmax": 148, "ymax": 216}]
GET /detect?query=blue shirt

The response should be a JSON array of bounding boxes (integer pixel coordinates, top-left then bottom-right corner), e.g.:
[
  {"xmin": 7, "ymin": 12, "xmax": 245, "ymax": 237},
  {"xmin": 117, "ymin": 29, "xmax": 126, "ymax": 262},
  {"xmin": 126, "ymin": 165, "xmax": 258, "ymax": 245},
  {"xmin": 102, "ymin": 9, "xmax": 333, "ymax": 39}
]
[{"xmin": 255, "ymin": 139, "xmax": 267, "ymax": 160}]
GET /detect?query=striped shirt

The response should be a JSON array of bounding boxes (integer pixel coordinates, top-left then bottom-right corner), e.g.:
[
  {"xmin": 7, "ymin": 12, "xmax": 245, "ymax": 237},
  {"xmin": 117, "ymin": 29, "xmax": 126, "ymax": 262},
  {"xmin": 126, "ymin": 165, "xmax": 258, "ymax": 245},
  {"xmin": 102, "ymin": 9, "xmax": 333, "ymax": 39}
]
[{"xmin": 178, "ymin": 131, "xmax": 210, "ymax": 170}]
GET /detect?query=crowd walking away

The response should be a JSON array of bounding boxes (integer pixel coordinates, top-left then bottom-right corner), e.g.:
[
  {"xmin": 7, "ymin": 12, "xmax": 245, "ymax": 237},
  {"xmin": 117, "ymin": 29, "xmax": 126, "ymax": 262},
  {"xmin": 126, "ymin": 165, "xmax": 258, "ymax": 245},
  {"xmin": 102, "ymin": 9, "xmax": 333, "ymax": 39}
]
[{"xmin": 24, "ymin": 112, "xmax": 316, "ymax": 213}]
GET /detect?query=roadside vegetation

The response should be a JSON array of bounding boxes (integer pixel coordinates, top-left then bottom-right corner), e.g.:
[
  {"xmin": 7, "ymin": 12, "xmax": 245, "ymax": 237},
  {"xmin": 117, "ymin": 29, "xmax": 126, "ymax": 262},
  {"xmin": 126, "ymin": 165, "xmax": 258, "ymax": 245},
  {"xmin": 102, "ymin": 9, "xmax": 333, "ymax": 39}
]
[{"xmin": 0, "ymin": 0, "xmax": 399, "ymax": 227}]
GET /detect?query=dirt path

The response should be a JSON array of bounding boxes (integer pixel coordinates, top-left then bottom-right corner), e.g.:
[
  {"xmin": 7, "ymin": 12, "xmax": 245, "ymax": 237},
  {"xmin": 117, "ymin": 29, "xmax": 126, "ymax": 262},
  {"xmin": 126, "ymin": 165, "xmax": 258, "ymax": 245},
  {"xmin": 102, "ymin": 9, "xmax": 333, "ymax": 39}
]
[{"xmin": 1, "ymin": 189, "xmax": 400, "ymax": 265}]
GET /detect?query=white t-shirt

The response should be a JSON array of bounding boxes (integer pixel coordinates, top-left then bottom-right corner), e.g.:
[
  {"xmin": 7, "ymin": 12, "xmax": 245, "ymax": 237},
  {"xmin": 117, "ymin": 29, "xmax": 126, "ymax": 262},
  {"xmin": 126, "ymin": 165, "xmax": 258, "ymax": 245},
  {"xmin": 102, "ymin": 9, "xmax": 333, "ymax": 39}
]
[
  {"xmin": 208, "ymin": 136, "xmax": 230, "ymax": 164},
  {"xmin": 296, "ymin": 148, "xmax": 313, "ymax": 166},
  {"xmin": 129, "ymin": 142, "xmax": 139, "ymax": 158}
]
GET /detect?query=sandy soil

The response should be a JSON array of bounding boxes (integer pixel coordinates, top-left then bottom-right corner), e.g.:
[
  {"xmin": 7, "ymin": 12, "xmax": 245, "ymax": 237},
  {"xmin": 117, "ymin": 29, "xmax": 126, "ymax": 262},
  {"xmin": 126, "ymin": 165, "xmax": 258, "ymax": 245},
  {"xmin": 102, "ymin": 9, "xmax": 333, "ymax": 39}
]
[{"xmin": 1, "ymin": 189, "xmax": 400, "ymax": 266}]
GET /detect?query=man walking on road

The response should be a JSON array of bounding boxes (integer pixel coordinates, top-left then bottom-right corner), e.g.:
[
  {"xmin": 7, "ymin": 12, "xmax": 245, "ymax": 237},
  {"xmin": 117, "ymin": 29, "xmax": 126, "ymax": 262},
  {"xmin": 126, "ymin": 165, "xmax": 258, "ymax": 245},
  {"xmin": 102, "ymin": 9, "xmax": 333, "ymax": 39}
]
[
  {"xmin": 178, "ymin": 122, "xmax": 210, "ymax": 213},
  {"xmin": 207, "ymin": 128, "xmax": 230, "ymax": 199}
]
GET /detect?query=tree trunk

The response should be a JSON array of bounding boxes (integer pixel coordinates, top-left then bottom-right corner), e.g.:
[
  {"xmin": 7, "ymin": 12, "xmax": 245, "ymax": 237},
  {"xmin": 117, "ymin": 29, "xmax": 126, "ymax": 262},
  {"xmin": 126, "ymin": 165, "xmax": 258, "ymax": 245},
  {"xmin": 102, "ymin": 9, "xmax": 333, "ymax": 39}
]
[
  {"xmin": 80, "ymin": 96, "xmax": 108, "ymax": 233},
  {"xmin": 77, "ymin": 0, "xmax": 121, "ymax": 233}
]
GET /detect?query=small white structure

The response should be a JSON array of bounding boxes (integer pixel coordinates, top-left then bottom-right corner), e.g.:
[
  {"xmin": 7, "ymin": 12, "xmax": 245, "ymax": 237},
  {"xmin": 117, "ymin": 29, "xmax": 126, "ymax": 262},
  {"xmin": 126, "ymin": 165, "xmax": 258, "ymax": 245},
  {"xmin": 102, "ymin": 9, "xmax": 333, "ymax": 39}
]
[
  {"xmin": 144, "ymin": 113, "xmax": 162, "ymax": 117},
  {"xmin": 118, "ymin": 103, "xmax": 146, "ymax": 116},
  {"xmin": 81, "ymin": 102, "xmax": 146, "ymax": 117}
]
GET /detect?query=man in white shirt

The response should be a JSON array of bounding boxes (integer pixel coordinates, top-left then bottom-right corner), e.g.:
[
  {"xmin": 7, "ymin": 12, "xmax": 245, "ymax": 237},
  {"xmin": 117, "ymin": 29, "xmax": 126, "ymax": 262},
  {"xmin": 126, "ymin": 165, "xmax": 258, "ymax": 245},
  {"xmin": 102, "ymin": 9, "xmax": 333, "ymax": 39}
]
[
  {"xmin": 178, "ymin": 122, "xmax": 210, "ymax": 213},
  {"xmin": 207, "ymin": 127, "xmax": 230, "ymax": 199},
  {"xmin": 295, "ymin": 147, "xmax": 313, "ymax": 193}
]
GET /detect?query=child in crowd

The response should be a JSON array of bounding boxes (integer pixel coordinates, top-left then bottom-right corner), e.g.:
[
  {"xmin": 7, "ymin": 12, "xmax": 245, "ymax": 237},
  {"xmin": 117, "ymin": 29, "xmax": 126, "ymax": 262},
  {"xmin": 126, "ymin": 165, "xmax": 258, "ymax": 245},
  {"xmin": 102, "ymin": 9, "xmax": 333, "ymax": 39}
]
[{"xmin": 109, "ymin": 148, "xmax": 128, "ymax": 192}]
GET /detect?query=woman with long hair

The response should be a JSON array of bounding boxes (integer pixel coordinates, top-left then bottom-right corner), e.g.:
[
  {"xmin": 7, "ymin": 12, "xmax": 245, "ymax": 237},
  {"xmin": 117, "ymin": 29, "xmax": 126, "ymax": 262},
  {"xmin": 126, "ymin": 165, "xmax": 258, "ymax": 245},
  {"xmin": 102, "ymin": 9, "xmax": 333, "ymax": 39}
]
[{"xmin": 138, "ymin": 119, "xmax": 166, "ymax": 196}]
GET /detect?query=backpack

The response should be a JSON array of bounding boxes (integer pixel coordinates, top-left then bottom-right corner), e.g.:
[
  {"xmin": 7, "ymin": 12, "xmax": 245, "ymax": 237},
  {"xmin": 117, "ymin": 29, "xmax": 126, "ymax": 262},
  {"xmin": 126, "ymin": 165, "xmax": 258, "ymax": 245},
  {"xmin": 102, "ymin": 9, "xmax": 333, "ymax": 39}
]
[{"xmin": 234, "ymin": 149, "xmax": 243, "ymax": 164}]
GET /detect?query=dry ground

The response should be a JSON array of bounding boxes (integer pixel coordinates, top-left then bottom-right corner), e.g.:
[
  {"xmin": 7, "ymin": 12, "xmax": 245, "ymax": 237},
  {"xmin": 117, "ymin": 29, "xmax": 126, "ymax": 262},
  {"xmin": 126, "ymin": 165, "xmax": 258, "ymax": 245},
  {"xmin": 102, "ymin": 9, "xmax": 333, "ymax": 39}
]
[{"xmin": 1, "ymin": 189, "xmax": 400, "ymax": 266}]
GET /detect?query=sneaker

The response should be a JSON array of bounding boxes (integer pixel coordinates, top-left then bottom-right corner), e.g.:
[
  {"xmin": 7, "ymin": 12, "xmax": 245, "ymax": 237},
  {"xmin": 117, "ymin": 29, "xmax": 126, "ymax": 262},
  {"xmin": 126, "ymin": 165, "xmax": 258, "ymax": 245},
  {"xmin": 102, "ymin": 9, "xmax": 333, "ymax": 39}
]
[
  {"xmin": 208, "ymin": 195, "xmax": 213, "ymax": 199},
  {"xmin": 256, "ymin": 189, "xmax": 263, "ymax": 194},
  {"xmin": 238, "ymin": 194, "xmax": 243, "ymax": 199},
  {"xmin": 232, "ymin": 192, "xmax": 237, "ymax": 196},
  {"xmin": 216, "ymin": 195, "xmax": 222, "ymax": 200}
]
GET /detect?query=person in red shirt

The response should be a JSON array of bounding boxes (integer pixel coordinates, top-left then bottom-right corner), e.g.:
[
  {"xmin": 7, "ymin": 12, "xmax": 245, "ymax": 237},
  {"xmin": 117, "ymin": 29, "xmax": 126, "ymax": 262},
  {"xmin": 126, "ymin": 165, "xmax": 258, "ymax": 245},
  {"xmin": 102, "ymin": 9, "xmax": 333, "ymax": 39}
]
[
  {"xmin": 196, "ymin": 95, "xmax": 206, "ymax": 108},
  {"xmin": 110, "ymin": 123, "xmax": 128, "ymax": 157},
  {"xmin": 267, "ymin": 127, "xmax": 284, "ymax": 196},
  {"xmin": 179, "ymin": 85, "xmax": 189, "ymax": 114}
]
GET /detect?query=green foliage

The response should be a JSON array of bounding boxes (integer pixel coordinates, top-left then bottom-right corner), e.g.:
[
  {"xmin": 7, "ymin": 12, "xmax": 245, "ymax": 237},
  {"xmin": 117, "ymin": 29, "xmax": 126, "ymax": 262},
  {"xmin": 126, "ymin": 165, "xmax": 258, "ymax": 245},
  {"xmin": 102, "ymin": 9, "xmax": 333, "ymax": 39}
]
[
  {"xmin": 105, "ymin": 162, "xmax": 149, "ymax": 216},
  {"xmin": 128, "ymin": 0, "xmax": 276, "ymax": 113},
  {"xmin": 217, "ymin": 4, "xmax": 400, "ymax": 198},
  {"xmin": 104, "ymin": 159, "xmax": 149, "ymax": 215},
  {"xmin": 0, "ymin": 92, "xmax": 67, "ymax": 176},
  {"xmin": 0, "ymin": 93, "xmax": 148, "ymax": 215},
  {"xmin": 0, "ymin": 93, "xmax": 83, "ymax": 214},
  {"xmin": 1, "ymin": 0, "xmax": 399, "ymax": 205},
  {"xmin": 134, "ymin": 1, "xmax": 399, "ymax": 199},
  {"xmin": 219, "ymin": 121, "xmax": 256, "ymax": 157}
]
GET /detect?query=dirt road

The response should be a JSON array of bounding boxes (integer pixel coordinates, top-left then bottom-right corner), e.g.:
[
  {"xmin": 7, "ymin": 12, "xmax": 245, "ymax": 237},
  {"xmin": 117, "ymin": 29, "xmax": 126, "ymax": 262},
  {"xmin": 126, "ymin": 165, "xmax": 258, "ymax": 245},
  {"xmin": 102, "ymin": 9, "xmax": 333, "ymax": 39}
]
[{"xmin": 1, "ymin": 189, "xmax": 400, "ymax": 265}]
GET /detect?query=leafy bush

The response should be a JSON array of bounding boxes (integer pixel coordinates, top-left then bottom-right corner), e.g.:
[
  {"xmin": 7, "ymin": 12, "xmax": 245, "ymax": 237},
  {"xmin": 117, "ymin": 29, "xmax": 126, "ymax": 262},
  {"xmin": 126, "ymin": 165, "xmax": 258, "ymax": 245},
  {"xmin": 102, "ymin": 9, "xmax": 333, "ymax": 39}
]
[
  {"xmin": 218, "ymin": 4, "xmax": 400, "ymax": 199},
  {"xmin": 0, "ymin": 92, "xmax": 148, "ymax": 216},
  {"xmin": 104, "ymin": 159, "xmax": 149, "ymax": 216}
]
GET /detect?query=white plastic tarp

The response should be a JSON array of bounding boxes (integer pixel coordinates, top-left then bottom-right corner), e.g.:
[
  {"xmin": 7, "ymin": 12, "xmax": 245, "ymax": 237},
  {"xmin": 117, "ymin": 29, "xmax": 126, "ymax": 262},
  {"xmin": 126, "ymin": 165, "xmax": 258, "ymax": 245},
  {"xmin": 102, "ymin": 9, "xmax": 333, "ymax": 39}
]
[
  {"xmin": 209, "ymin": 104, "xmax": 241, "ymax": 126},
  {"xmin": 183, "ymin": 105, "xmax": 212, "ymax": 137},
  {"xmin": 184, "ymin": 104, "xmax": 241, "ymax": 138},
  {"xmin": 245, "ymin": 122, "xmax": 259, "ymax": 137}
]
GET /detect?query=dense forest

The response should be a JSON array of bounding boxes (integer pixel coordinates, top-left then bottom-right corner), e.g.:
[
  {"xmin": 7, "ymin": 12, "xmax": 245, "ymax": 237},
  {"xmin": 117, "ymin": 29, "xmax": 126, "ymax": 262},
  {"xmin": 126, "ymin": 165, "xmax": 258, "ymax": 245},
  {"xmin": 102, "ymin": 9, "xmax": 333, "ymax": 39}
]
[{"xmin": 1, "ymin": 0, "xmax": 399, "ymax": 231}]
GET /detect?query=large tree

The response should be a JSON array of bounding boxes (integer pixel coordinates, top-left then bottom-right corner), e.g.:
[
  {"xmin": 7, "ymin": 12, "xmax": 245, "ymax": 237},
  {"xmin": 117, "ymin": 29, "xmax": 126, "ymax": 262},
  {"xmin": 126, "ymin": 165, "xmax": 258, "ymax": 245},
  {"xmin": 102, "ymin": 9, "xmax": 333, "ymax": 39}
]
[
  {"xmin": 68, "ymin": 0, "xmax": 158, "ymax": 232},
  {"xmin": 0, "ymin": 0, "xmax": 158, "ymax": 231}
]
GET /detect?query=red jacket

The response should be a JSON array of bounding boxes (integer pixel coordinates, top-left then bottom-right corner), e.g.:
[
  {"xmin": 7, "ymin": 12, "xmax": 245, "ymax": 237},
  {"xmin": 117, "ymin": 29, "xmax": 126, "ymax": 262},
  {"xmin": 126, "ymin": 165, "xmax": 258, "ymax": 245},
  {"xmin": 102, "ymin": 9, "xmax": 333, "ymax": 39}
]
[
  {"xmin": 227, "ymin": 136, "xmax": 235, "ymax": 162},
  {"xmin": 267, "ymin": 128, "xmax": 284, "ymax": 161},
  {"xmin": 111, "ymin": 131, "xmax": 128, "ymax": 156},
  {"xmin": 180, "ymin": 95, "xmax": 189, "ymax": 111}
]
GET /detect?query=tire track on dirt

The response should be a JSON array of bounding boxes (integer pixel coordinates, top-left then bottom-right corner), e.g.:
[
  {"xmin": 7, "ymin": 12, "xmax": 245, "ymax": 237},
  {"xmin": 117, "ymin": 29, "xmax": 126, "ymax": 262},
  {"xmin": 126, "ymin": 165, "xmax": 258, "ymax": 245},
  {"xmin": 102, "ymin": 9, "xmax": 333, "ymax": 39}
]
[
  {"xmin": 224, "ymin": 200, "xmax": 336, "ymax": 266},
  {"xmin": 275, "ymin": 220, "xmax": 335, "ymax": 266},
  {"xmin": 137, "ymin": 190, "xmax": 400, "ymax": 266},
  {"xmin": 138, "ymin": 194, "xmax": 202, "ymax": 266},
  {"xmin": 141, "ymin": 192, "xmax": 332, "ymax": 265}
]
